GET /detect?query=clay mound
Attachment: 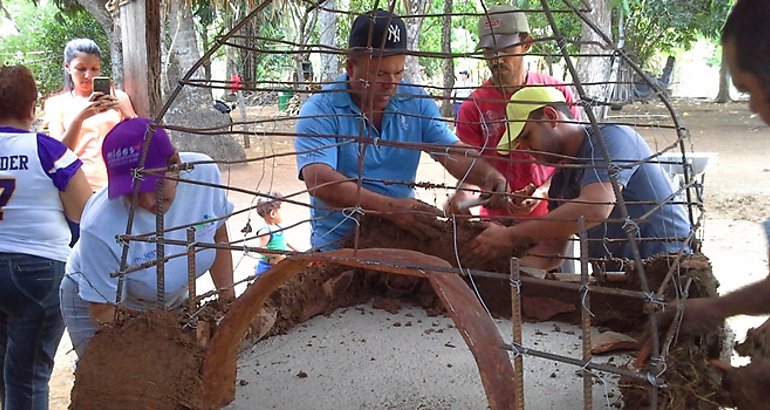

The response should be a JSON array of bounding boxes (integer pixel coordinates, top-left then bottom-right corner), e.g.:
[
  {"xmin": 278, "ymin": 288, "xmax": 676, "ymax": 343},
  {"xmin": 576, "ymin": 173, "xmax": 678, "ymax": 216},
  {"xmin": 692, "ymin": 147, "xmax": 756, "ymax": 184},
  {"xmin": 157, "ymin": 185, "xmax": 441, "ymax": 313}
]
[
  {"xmin": 70, "ymin": 310, "xmax": 205, "ymax": 410},
  {"xmin": 347, "ymin": 214, "xmax": 533, "ymax": 273},
  {"xmin": 620, "ymin": 254, "xmax": 729, "ymax": 410},
  {"xmin": 262, "ymin": 214, "xmax": 533, "ymax": 337}
]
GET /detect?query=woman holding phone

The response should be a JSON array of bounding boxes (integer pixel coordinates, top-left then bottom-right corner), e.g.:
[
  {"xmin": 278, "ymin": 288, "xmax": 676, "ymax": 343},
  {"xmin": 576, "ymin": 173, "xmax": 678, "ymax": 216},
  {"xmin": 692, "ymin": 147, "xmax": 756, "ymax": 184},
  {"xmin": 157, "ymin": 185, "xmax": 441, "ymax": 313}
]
[{"xmin": 44, "ymin": 38, "xmax": 137, "ymax": 192}]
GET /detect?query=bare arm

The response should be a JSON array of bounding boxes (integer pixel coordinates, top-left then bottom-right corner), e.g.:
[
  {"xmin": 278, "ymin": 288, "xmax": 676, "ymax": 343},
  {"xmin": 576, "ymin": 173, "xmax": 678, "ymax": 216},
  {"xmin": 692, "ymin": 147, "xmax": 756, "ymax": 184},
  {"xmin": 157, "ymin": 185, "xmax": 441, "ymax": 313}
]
[
  {"xmin": 470, "ymin": 182, "xmax": 616, "ymax": 259},
  {"xmin": 650, "ymin": 269, "xmax": 770, "ymax": 340},
  {"xmin": 59, "ymin": 169, "xmax": 93, "ymax": 223},
  {"xmin": 255, "ymin": 229, "xmax": 270, "ymax": 248},
  {"xmin": 301, "ymin": 163, "xmax": 443, "ymax": 239},
  {"xmin": 210, "ymin": 224, "xmax": 235, "ymax": 302},
  {"xmin": 519, "ymin": 239, "xmax": 570, "ymax": 271},
  {"xmin": 302, "ymin": 163, "xmax": 413, "ymax": 213},
  {"xmin": 684, "ymin": 275, "xmax": 770, "ymax": 323},
  {"xmin": 113, "ymin": 89, "xmax": 137, "ymax": 119}
]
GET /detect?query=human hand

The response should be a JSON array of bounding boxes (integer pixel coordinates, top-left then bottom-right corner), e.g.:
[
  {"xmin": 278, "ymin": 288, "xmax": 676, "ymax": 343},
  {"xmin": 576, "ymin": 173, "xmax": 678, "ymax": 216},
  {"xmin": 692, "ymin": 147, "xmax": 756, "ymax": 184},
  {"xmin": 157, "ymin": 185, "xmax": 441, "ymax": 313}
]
[
  {"xmin": 383, "ymin": 197, "xmax": 444, "ymax": 241},
  {"xmin": 479, "ymin": 175, "xmax": 509, "ymax": 210},
  {"xmin": 507, "ymin": 183, "xmax": 539, "ymax": 215},
  {"xmin": 467, "ymin": 222, "xmax": 515, "ymax": 261},
  {"xmin": 82, "ymin": 94, "xmax": 119, "ymax": 119},
  {"xmin": 636, "ymin": 298, "xmax": 725, "ymax": 365},
  {"xmin": 444, "ymin": 189, "xmax": 474, "ymax": 215},
  {"xmin": 711, "ymin": 359, "xmax": 770, "ymax": 409}
]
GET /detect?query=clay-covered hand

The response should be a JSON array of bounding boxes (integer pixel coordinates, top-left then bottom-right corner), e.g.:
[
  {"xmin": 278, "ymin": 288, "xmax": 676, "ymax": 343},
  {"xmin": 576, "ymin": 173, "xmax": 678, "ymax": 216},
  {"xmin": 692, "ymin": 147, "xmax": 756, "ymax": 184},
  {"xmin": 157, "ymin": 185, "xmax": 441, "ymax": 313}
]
[
  {"xmin": 444, "ymin": 190, "xmax": 474, "ymax": 215},
  {"xmin": 383, "ymin": 197, "xmax": 444, "ymax": 241},
  {"xmin": 711, "ymin": 359, "xmax": 770, "ymax": 410},
  {"xmin": 468, "ymin": 223, "xmax": 515, "ymax": 260},
  {"xmin": 636, "ymin": 298, "xmax": 725, "ymax": 366},
  {"xmin": 507, "ymin": 183, "xmax": 540, "ymax": 216},
  {"xmin": 478, "ymin": 174, "xmax": 509, "ymax": 210}
]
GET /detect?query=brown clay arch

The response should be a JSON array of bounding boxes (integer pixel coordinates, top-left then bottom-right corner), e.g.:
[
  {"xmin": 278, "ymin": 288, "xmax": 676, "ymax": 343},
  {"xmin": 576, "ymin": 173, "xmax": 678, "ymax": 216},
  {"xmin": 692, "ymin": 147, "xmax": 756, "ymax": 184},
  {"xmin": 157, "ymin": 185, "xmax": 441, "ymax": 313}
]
[{"xmin": 202, "ymin": 248, "xmax": 516, "ymax": 409}]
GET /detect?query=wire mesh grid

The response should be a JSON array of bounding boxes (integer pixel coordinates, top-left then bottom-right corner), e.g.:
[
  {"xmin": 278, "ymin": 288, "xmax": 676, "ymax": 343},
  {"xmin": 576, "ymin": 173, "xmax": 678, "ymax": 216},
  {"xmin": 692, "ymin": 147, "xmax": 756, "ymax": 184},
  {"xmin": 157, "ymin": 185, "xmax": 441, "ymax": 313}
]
[{"xmin": 103, "ymin": 1, "xmax": 721, "ymax": 408}]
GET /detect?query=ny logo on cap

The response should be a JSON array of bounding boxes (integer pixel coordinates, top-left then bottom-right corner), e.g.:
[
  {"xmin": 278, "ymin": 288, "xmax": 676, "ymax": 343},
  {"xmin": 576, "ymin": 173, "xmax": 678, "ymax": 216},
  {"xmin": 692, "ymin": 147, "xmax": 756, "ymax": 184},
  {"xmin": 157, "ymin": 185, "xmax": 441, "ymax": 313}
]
[{"xmin": 387, "ymin": 23, "xmax": 401, "ymax": 43}]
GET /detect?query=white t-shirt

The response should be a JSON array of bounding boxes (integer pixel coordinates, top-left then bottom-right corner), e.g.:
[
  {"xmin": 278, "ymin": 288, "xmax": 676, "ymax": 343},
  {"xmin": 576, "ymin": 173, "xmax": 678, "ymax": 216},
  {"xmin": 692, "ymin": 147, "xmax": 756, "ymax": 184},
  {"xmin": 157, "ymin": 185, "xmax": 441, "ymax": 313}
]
[
  {"xmin": 66, "ymin": 152, "xmax": 234, "ymax": 309},
  {"xmin": 0, "ymin": 126, "xmax": 82, "ymax": 261}
]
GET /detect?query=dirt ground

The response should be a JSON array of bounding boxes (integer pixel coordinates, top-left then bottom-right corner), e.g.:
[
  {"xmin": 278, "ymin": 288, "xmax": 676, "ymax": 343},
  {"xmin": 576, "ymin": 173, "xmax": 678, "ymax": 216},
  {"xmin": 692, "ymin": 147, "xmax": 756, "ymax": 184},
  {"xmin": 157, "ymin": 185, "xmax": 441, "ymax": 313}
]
[{"xmin": 46, "ymin": 98, "xmax": 770, "ymax": 408}]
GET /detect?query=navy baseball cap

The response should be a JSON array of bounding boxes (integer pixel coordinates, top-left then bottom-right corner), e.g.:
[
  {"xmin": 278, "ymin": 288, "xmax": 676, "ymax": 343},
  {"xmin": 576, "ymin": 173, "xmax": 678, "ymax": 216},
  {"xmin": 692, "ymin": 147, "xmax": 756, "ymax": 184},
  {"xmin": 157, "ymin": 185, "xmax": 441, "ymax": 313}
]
[{"xmin": 348, "ymin": 9, "xmax": 408, "ymax": 55}]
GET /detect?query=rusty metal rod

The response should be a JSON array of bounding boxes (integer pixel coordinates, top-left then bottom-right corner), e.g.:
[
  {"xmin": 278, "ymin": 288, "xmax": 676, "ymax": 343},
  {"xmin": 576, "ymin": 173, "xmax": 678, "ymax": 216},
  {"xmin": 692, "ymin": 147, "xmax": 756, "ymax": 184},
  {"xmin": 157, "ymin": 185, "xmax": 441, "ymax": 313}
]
[
  {"xmin": 155, "ymin": 179, "xmax": 165, "ymax": 307},
  {"xmin": 510, "ymin": 258, "xmax": 525, "ymax": 410},
  {"xmin": 502, "ymin": 342, "xmax": 664, "ymax": 385},
  {"xmin": 187, "ymin": 227, "xmax": 197, "ymax": 313},
  {"xmin": 106, "ymin": 241, "xmax": 661, "ymax": 302},
  {"xmin": 578, "ymin": 217, "xmax": 593, "ymax": 410}
]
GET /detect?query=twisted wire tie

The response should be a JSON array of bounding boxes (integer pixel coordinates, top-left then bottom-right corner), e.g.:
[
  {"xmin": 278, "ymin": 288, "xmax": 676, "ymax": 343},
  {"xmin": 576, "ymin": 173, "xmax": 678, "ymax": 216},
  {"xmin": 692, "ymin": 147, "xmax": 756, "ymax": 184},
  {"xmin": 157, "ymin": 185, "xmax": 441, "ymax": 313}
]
[
  {"xmin": 607, "ymin": 163, "xmax": 622, "ymax": 177},
  {"xmin": 509, "ymin": 341, "xmax": 529, "ymax": 358},
  {"xmin": 131, "ymin": 166, "xmax": 145, "ymax": 182},
  {"xmin": 509, "ymin": 278, "xmax": 522, "ymax": 294},
  {"xmin": 579, "ymin": 284, "xmax": 596, "ymax": 317},
  {"xmin": 341, "ymin": 206, "xmax": 365, "ymax": 227}
]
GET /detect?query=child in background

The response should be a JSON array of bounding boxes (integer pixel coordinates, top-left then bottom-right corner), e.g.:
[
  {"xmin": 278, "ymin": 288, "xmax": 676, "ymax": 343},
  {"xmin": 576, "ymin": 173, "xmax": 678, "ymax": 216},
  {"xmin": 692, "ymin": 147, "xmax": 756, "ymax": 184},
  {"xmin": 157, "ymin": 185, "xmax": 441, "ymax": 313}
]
[{"xmin": 255, "ymin": 193, "xmax": 298, "ymax": 276}]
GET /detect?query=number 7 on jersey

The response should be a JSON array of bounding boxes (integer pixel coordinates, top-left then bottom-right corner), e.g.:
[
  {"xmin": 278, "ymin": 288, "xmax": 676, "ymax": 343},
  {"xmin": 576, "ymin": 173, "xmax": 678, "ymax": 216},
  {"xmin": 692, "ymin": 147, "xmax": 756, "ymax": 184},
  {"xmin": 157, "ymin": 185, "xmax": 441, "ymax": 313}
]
[{"xmin": 0, "ymin": 178, "xmax": 16, "ymax": 221}]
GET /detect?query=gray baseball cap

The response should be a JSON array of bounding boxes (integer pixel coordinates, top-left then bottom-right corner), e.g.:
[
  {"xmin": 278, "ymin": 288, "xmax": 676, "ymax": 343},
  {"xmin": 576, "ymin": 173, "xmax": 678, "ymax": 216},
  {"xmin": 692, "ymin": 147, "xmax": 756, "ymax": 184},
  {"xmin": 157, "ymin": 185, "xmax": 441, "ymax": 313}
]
[{"xmin": 477, "ymin": 5, "xmax": 530, "ymax": 51}]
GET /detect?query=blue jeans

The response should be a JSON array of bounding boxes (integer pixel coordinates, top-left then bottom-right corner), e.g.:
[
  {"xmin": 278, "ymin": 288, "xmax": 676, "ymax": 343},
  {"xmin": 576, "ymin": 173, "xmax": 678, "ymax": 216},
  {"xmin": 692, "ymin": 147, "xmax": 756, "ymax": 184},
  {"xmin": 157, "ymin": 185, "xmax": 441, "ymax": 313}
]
[
  {"xmin": 59, "ymin": 276, "xmax": 99, "ymax": 358},
  {"xmin": 0, "ymin": 253, "xmax": 65, "ymax": 410}
]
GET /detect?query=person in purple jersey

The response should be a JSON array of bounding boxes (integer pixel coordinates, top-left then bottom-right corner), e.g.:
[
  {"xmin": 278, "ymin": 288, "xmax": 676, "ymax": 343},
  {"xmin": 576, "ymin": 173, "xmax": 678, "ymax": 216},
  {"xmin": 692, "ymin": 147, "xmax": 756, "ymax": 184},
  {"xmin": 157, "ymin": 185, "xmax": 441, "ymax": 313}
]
[{"xmin": 0, "ymin": 65, "xmax": 92, "ymax": 410}]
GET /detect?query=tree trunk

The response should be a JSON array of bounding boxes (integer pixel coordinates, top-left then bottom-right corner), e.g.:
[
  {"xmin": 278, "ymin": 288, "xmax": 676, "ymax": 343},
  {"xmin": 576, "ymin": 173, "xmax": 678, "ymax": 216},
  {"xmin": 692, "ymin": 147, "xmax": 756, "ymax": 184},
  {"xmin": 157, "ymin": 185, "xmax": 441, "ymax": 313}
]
[
  {"xmin": 575, "ymin": 0, "xmax": 613, "ymax": 119},
  {"xmin": 714, "ymin": 51, "xmax": 732, "ymax": 103},
  {"xmin": 440, "ymin": 0, "xmax": 454, "ymax": 118},
  {"xmin": 163, "ymin": 0, "xmax": 245, "ymax": 161},
  {"xmin": 402, "ymin": 0, "xmax": 429, "ymax": 84},
  {"xmin": 319, "ymin": 0, "xmax": 338, "ymax": 83},
  {"xmin": 76, "ymin": 0, "xmax": 124, "ymax": 86}
]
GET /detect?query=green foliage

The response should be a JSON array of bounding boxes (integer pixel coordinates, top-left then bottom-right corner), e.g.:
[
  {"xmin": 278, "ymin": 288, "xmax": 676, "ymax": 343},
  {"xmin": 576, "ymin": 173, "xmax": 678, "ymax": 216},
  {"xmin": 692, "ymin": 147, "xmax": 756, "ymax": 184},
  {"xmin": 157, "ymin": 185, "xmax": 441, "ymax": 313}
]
[
  {"xmin": 619, "ymin": 0, "xmax": 731, "ymax": 67},
  {"xmin": 515, "ymin": 0, "xmax": 583, "ymax": 57},
  {"xmin": 417, "ymin": 1, "xmax": 481, "ymax": 77},
  {"xmin": 254, "ymin": 16, "xmax": 293, "ymax": 82},
  {"xmin": 0, "ymin": 0, "xmax": 108, "ymax": 96}
]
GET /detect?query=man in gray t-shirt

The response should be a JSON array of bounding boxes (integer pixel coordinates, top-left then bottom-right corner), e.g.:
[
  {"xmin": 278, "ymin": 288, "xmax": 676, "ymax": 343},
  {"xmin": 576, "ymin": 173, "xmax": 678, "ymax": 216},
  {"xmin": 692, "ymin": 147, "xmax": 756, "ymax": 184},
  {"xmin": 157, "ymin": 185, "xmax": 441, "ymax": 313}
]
[
  {"xmin": 547, "ymin": 124, "xmax": 691, "ymax": 265},
  {"xmin": 468, "ymin": 86, "xmax": 691, "ymax": 270}
]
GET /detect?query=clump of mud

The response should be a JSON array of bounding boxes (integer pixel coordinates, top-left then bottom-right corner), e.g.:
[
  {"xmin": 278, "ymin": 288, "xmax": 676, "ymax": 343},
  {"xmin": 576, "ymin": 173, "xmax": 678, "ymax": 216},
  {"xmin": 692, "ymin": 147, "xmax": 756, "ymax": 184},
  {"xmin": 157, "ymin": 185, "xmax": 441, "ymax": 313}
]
[
  {"xmin": 619, "ymin": 255, "xmax": 729, "ymax": 410},
  {"xmin": 69, "ymin": 307, "xmax": 220, "ymax": 410}
]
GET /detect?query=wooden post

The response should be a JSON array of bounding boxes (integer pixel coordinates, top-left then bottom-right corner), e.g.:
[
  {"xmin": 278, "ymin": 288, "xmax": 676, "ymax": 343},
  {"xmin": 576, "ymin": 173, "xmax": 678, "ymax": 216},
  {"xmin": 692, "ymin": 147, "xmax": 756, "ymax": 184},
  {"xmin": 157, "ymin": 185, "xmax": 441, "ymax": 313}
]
[{"xmin": 119, "ymin": 0, "xmax": 162, "ymax": 117}]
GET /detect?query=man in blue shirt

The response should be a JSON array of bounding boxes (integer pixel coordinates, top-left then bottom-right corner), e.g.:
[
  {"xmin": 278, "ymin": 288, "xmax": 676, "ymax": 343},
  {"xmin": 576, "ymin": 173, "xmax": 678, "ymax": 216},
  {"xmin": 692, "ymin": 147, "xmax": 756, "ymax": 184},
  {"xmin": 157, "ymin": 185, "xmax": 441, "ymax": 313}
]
[
  {"xmin": 469, "ymin": 86, "xmax": 692, "ymax": 270},
  {"xmin": 296, "ymin": 9, "xmax": 508, "ymax": 250}
]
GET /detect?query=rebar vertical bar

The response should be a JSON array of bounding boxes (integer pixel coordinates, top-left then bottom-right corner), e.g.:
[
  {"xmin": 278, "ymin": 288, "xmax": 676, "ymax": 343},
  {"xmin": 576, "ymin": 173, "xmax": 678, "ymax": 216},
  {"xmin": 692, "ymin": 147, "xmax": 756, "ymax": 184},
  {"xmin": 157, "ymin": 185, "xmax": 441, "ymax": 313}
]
[
  {"xmin": 155, "ymin": 179, "xmax": 165, "ymax": 308},
  {"xmin": 187, "ymin": 227, "xmax": 197, "ymax": 313},
  {"xmin": 578, "ymin": 217, "xmax": 592, "ymax": 410},
  {"xmin": 510, "ymin": 257, "xmax": 525, "ymax": 410}
]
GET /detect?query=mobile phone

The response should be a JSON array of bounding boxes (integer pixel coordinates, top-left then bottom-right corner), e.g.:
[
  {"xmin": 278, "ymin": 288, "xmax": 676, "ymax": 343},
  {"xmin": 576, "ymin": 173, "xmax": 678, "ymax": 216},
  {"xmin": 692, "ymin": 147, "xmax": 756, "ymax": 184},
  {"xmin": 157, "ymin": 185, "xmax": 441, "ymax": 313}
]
[{"xmin": 92, "ymin": 77, "xmax": 112, "ymax": 95}]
